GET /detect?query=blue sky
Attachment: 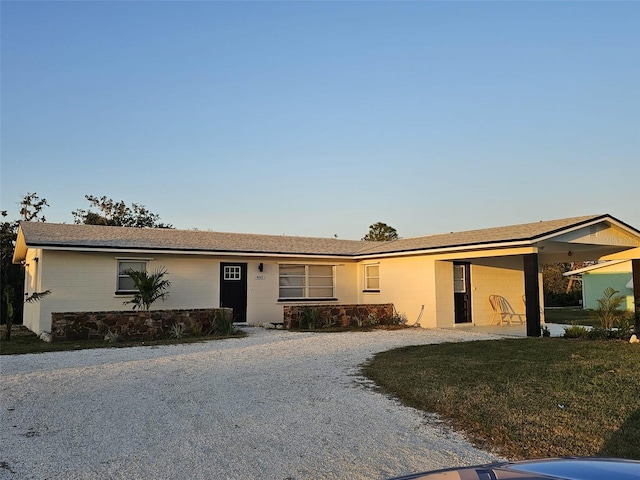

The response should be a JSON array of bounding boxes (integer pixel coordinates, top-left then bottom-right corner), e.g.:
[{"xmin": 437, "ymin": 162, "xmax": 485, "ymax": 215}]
[{"xmin": 2, "ymin": 1, "xmax": 639, "ymax": 239}]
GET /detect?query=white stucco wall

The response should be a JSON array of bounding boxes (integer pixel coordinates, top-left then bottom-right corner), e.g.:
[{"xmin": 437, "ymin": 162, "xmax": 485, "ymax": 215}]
[
  {"xmin": 357, "ymin": 255, "xmax": 440, "ymax": 327},
  {"xmin": 433, "ymin": 260, "xmax": 455, "ymax": 328},
  {"xmin": 21, "ymin": 248, "xmax": 43, "ymax": 333},
  {"xmin": 244, "ymin": 260, "xmax": 358, "ymax": 325},
  {"xmin": 23, "ymin": 250, "xmax": 361, "ymax": 333},
  {"xmin": 470, "ymin": 256, "xmax": 527, "ymax": 326},
  {"xmin": 356, "ymin": 249, "xmax": 537, "ymax": 329},
  {"xmin": 29, "ymin": 251, "xmax": 221, "ymax": 334},
  {"xmin": 22, "ymin": 242, "xmax": 547, "ymax": 334}
]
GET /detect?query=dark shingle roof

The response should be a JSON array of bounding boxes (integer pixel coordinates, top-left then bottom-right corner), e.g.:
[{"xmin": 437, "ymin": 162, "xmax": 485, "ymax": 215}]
[
  {"xmin": 17, "ymin": 214, "xmax": 615, "ymax": 258},
  {"xmin": 355, "ymin": 214, "xmax": 609, "ymax": 255},
  {"xmin": 18, "ymin": 222, "xmax": 366, "ymax": 256}
]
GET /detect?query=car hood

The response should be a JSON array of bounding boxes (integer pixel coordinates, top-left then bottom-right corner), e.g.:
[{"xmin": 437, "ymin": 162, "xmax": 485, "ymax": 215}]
[{"xmin": 389, "ymin": 457, "xmax": 640, "ymax": 480}]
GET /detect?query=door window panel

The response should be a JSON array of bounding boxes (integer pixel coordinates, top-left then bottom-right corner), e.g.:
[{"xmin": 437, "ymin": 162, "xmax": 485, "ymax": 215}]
[{"xmin": 454, "ymin": 264, "xmax": 466, "ymax": 293}]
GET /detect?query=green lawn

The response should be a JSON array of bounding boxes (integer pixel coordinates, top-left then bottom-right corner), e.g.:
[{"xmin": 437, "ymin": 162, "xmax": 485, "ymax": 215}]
[
  {"xmin": 362, "ymin": 338, "xmax": 640, "ymax": 460},
  {"xmin": 544, "ymin": 307, "xmax": 601, "ymax": 327}
]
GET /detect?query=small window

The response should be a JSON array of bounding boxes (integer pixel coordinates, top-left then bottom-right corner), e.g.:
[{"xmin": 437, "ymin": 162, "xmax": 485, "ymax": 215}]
[
  {"xmin": 279, "ymin": 264, "xmax": 335, "ymax": 299},
  {"xmin": 453, "ymin": 264, "xmax": 466, "ymax": 293},
  {"xmin": 223, "ymin": 265, "xmax": 242, "ymax": 281},
  {"xmin": 364, "ymin": 264, "xmax": 380, "ymax": 291},
  {"xmin": 117, "ymin": 260, "xmax": 147, "ymax": 292}
]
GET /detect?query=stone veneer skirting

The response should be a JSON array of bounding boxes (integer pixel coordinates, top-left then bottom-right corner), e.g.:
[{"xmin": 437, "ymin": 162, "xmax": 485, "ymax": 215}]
[
  {"xmin": 51, "ymin": 308, "xmax": 231, "ymax": 342},
  {"xmin": 283, "ymin": 303, "xmax": 394, "ymax": 329}
]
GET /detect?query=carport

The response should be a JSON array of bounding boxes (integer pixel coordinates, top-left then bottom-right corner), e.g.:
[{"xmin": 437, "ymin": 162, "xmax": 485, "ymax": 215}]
[{"xmin": 447, "ymin": 215, "xmax": 640, "ymax": 336}]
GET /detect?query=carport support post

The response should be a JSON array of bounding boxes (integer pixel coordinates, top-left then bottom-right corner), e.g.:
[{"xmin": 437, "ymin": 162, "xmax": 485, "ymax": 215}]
[
  {"xmin": 633, "ymin": 259, "xmax": 640, "ymax": 331},
  {"xmin": 523, "ymin": 253, "xmax": 541, "ymax": 337}
]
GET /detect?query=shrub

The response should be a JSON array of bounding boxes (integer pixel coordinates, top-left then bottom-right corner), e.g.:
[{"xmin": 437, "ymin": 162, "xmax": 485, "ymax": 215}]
[
  {"xmin": 353, "ymin": 316, "xmax": 366, "ymax": 328},
  {"xmin": 608, "ymin": 312, "xmax": 635, "ymax": 340},
  {"xmin": 587, "ymin": 326, "xmax": 609, "ymax": 340},
  {"xmin": 214, "ymin": 309, "xmax": 235, "ymax": 336},
  {"xmin": 362, "ymin": 312, "xmax": 379, "ymax": 327},
  {"xmin": 191, "ymin": 322, "xmax": 204, "ymax": 336},
  {"xmin": 169, "ymin": 323, "xmax": 186, "ymax": 339},
  {"xmin": 300, "ymin": 306, "xmax": 321, "ymax": 330},
  {"xmin": 322, "ymin": 312, "xmax": 336, "ymax": 328},
  {"xmin": 104, "ymin": 329, "xmax": 120, "ymax": 343},
  {"xmin": 544, "ymin": 290, "xmax": 582, "ymax": 307},
  {"xmin": 387, "ymin": 311, "xmax": 408, "ymax": 326},
  {"xmin": 563, "ymin": 323, "xmax": 589, "ymax": 339}
]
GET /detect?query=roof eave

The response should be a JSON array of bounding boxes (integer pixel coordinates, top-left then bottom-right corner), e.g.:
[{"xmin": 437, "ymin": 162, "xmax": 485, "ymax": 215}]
[
  {"xmin": 12, "ymin": 226, "xmax": 28, "ymax": 264},
  {"xmin": 21, "ymin": 243, "xmax": 358, "ymax": 260},
  {"xmin": 354, "ymin": 239, "xmax": 533, "ymax": 259}
]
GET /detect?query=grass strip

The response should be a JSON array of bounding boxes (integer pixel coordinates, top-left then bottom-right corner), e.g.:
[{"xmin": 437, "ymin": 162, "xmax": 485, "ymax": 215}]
[{"xmin": 0, "ymin": 327, "xmax": 244, "ymax": 355}]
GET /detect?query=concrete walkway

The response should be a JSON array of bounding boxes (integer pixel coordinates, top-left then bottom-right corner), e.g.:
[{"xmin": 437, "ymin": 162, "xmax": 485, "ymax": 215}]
[{"xmin": 445, "ymin": 323, "xmax": 572, "ymax": 337}]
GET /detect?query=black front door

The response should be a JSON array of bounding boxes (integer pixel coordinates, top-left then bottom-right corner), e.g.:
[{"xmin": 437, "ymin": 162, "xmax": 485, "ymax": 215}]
[
  {"xmin": 220, "ymin": 263, "xmax": 247, "ymax": 323},
  {"xmin": 454, "ymin": 262, "xmax": 472, "ymax": 324}
]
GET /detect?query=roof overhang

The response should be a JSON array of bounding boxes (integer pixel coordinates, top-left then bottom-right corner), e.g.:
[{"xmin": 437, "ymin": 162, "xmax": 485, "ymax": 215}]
[
  {"xmin": 355, "ymin": 240, "xmax": 537, "ymax": 260},
  {"xmin": 13, "ymin": 214, "xmax": 640, "ymax": 264},
  {"xmin": 533, "ymin": 217, "xmax": 640, "ymax": 263},
  {"xmin": 13, "ymin": 242, "xmax": 358, "ymax": 262}
]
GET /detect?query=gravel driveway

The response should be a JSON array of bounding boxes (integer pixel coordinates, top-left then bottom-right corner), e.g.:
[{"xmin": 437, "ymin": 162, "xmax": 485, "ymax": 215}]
[{"xmin": 1, "ymin": 327, "xmax": 504, "ymax": 479}]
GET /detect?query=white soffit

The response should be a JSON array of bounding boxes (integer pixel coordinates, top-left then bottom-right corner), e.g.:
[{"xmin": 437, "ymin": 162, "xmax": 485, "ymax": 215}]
[{"xmin": 546, "ymin": 221, "xmax": 640, "ymax": 247}]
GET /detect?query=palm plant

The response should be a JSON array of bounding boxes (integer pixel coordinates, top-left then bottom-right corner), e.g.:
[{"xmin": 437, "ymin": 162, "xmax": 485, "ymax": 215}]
[
  {"xmin": 123, "ymin": 267, "xmax": 171, "ymax": 311},
  {"xmin": 595, "ymin": 287, "xmax": 625, "ymax": 330}
]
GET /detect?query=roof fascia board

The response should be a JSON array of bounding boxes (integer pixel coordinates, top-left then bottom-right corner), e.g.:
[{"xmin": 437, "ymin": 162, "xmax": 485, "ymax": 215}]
[
  {"xmin": 354, "ymin": 240, "xmax": 533, "ymax": 260},
  {"xmin": 25, "ymin": 239, "xmax": 537, "ymax": 260},
  {"xmin": 605, "ymin": 217, "xmax": 640, "ymax": 236},
  {"xmin": 23, "ymin": 244, "xmax": 356, "ymax": 260}
]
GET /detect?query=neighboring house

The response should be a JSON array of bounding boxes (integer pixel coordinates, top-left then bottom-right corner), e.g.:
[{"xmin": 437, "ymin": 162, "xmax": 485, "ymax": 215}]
[
  {"xmin": 12, "ymin": 214, "xmax": 640, "ymax": 337},
  {"xmin": 564, "ymin": 260, "xmax": 635, "ymax": 311}
]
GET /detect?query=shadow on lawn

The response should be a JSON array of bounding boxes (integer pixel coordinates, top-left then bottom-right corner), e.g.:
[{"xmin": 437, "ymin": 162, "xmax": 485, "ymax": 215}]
[{"xmin": 599, "ymin": 407, "xmax": 640, "ymax": 460}]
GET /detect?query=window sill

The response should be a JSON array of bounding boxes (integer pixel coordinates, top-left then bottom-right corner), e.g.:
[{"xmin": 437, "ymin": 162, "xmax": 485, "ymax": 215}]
[
  {"xmin": 362, "ymin": 290, "xmax": 380, "ymax": 293},
  {"xmin": 114, "ymin": 291, "xmax": 136, "ymax": 296},
  {"xmin": 277, "ymin": 298, "xmax": 338, "ymax": 303}
]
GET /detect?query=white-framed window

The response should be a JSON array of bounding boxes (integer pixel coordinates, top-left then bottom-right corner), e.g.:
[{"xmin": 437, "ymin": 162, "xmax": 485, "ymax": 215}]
[
  {"xmin": 364, "ymin": 264, "xmax": 380, "ymax": 291},
  {"xmin": 279, "ymin": 264, "xmax": 335, "ymax": 299},
  {"xmin": 223, "ymin": 265, "xmax": 242, "ymax": 281},
  {"xmin": 453, "ymin": 264, "xmax": 466, "ymax": 293},
  {"xmin": 117, "ymin": 260, "xmax": 148, "ymax": 292}
]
